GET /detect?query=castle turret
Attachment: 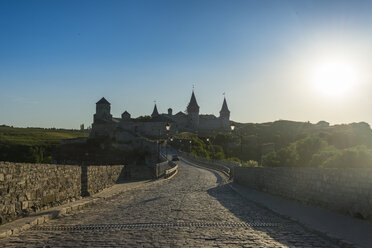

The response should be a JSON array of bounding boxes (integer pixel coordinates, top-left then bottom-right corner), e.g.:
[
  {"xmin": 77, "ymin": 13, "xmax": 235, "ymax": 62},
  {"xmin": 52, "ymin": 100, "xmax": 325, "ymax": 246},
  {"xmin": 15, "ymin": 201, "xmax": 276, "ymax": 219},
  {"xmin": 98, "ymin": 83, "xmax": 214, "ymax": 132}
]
[
  {"xmin": 187, "ymin": 91, "xmax": 200, "ymax": 129},
  {"xmin": 219, "ymin": 97, "xmax": 230, "ymax": 128},
  {"xmin": 151, "ymin": 104, "xmax": 159, "ymax": 117},
  {"xmin": 94, "ymin": 97, "xmax": 112, "ymax": 123},
  {"xmin": 121, "ymin": 110, "xmax": 131, "ymax": 120}
]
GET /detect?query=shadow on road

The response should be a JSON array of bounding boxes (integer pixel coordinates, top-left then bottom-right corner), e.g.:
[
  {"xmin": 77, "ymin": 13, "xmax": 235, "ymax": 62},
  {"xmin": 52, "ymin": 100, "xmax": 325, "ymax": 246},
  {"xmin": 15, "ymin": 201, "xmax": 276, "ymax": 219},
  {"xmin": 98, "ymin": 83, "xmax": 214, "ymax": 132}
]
[{"xmin": 205, "ymin": 180, "xmax": 333, "ymax": 247}]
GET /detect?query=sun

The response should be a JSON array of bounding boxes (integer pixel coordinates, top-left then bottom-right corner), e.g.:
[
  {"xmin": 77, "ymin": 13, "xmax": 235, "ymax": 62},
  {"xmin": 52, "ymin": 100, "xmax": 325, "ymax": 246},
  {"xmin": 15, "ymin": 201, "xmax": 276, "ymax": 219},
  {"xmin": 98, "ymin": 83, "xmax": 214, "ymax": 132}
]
[{"xmin": 310, "ymin": 60, "xmax": 359, "ymax": 97}]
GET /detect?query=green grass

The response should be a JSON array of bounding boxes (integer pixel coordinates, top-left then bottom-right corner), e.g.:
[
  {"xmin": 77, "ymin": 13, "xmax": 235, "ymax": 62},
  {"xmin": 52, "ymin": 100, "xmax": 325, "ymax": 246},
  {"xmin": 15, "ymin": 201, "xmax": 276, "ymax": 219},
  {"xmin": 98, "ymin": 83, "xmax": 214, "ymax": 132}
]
[{"xmin": 0, "ymin": 125, "xmax": 89, "ymax": 146}]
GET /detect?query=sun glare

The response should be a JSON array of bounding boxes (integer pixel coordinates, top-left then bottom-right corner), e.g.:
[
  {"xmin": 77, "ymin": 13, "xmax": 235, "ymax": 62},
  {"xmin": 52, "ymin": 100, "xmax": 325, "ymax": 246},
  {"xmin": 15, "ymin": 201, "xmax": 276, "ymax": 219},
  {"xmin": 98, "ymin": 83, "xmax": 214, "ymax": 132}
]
[{"xmin": 310, "ymin": 60, "xmax": 359, "ymax": 97}]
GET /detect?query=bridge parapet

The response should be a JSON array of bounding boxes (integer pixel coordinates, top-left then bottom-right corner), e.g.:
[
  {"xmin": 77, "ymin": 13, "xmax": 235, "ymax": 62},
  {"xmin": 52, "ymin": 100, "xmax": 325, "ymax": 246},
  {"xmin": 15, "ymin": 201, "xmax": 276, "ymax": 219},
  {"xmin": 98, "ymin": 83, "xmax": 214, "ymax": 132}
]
[
  {"xmin": 0, "ymin": 162, "xmax": 125, "ymax": 225},
  {"xmin": 155, "ymin": 160, "xmax": 178, "ymax": 178},
  {"xmin": 234, "ymin": 166, "xmax": 372, "ymax": 221}
]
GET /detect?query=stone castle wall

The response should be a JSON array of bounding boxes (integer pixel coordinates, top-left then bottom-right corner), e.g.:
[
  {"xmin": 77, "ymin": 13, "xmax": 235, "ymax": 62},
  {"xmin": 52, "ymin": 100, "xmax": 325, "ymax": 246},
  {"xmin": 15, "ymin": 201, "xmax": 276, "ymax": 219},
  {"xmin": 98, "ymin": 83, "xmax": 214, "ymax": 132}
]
[
  {"xmin": 0, "ymin": 162, "xmax": 125, "ymax": 225},
  {"xmin": 233, "ymin": 167, "xmax": 372, "ymax": 220},
  {"xmin": 198, "ymin": 118, "xmax": 222, "ymax": 130}
]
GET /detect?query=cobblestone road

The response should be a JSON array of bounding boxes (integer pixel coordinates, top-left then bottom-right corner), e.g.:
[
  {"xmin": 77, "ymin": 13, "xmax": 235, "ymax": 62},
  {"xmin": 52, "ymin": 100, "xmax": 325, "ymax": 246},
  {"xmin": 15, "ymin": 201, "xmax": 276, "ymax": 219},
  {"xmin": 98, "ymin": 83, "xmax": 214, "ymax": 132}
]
[{"xmin": 0, "ymin": 159, "xmax": 340, "ymax": 247}]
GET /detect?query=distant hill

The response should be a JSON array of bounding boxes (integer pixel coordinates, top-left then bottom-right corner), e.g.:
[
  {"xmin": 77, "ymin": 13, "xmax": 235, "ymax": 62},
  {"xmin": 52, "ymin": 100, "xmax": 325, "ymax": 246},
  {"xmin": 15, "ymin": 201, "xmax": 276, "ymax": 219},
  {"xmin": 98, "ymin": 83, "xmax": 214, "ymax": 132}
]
[
  {"xmin": 225, "ymin": 120, "xmax": 372, "ymax": 168},
  {"xmin": 0, "ymin": 125, "xmax": 88, "ymax": 146},
  {"xmin": 173, "ymin": 120, "xmax": 372, "ymax": 168},
  {"xmin": 2, "ymin": 120, "xmax": 372, "ymax": 168},
  {"xmin": 0, "ymin": 125, "xmax": 89, "ymax": 163}
]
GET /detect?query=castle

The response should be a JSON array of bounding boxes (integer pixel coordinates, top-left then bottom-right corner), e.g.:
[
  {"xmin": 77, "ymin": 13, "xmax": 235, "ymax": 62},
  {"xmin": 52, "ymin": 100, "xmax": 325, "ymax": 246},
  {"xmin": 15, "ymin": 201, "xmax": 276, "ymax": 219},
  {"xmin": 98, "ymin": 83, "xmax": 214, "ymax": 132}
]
[{"xmin": 89, "ymin": 91, "xmax": 231, "ymax": 140}]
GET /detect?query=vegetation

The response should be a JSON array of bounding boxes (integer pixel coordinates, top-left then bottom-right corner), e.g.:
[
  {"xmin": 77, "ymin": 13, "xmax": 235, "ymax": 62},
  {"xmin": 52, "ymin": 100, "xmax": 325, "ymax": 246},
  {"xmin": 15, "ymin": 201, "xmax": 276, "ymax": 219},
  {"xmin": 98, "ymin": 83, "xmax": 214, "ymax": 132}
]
[
  {"xmin": 243, "ymin": 160, "xmax": 259, "ymax": 167},
  {"xmin": 170, "ymin": 121, "xmax": 372, "ymax": 168},
  {"xmin": 170, "ymin": 133, "xmax": 226, "ymax": 160},
  {"xmin": 259, "ymin": 121, "xmax": 372, "ymax": 168},
  {"xmin": 4, "ymin": 120, "xmax": 372, "ymax": 168},
  {"xmin": 0, "ymin": 125, "xmax": 88, "ymax": 163}
]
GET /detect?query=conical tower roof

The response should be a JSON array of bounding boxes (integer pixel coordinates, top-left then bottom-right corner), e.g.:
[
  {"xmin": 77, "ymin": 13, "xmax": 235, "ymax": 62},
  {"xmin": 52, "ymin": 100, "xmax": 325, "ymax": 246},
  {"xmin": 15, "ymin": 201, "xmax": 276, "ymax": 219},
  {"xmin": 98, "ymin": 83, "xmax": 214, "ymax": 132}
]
[
  {"xmin": 220, "ymin": 97, "xmax": 230, "ymax": 113},
  {"xmin": 96, "ymin": 97, "xmax": 110, "ymax": 105},
  {"xmin": 220, "ymin": 97, "xmax": 230, "ymax": 116},
  {"xmin": 151, "ymin": 104, "xmax": 159, "ymax": 117},
  {"xmin": 187, "ymin": 91, "xmax": 200, "ymax": 113}
]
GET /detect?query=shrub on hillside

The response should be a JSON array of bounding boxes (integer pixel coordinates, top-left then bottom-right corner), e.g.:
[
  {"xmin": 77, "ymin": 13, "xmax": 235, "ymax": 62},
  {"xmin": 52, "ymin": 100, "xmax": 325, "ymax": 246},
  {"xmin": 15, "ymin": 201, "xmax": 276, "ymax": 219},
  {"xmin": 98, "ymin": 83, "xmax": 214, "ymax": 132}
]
[
  {"xmin": 322, "ymin": 145, "xmax": 372, "ymax": 168},
  {"xmin": 296, "ymin": 136, "xmax": 327, "ymax": 167},
  {"xmin": 242, "ymin": 160, "xmax": 259, "ymax": 167},
  {"xmin": 309, "ymin": 146, "xmax": 340, "ymax": 168}
]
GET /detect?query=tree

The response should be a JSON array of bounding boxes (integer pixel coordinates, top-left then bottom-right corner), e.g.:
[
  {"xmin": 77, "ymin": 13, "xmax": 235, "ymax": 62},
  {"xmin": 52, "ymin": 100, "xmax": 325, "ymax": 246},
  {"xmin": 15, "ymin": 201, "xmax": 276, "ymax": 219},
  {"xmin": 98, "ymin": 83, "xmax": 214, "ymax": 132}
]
[
  {"xmin": 262, "ymin": 151, "xmax": 280, "ymax": 167},
  {"xmin": 309, "ymin": 146, "xmax": 340, "ymax": 168},
  {"xmin": 322, "ymin": 145, "xmax": 372, "ymax": 168},
  {"xmin": 295, "ymin": 137, "xmax": 327, "ymax": 167}
]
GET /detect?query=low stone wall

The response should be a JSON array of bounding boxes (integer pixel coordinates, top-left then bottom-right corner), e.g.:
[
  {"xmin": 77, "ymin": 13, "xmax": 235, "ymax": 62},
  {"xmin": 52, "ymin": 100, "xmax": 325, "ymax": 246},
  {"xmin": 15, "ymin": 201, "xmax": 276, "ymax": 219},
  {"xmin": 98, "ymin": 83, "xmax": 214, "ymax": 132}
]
[
  {"xmin": 155, "ymin": 161, "xmax": 178, "ymax": 178},
  {"xmin": 233, "ymin": 167, "xmax": 372, "ymax": 220},
  {"xmin": 155, "ymin": 161, "xmax": 171, "ymax": 178},
  {"xmin": 84, "ymin": 165, "xmax": 125, "ymax": 195},
  {"xmin": 0, "ymin": 162, "xmax": 125, "ymax": 225}
]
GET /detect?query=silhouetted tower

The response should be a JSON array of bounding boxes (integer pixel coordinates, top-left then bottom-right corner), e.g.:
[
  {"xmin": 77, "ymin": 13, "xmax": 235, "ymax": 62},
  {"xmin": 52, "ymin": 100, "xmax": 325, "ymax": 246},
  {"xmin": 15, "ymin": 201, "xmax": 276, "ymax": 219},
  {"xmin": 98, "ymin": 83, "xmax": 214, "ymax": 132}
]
[
  {"xmin": 219, "ymin": 97, "xmax": 230, "ymax": 128},
  {"xmin": 121, "ymin": 111, "xmax": 131, "ymax": 121},
  {"xmin": 94, "ymin": 97, "xmax": 112, "ymax": 123},
  {"xmin": 151, "ymin": 104, "xmax": 159, "ymax": 117},
  {"xmin": 187, "ymin": 90, "xmax": 200, "ymax": 129}
]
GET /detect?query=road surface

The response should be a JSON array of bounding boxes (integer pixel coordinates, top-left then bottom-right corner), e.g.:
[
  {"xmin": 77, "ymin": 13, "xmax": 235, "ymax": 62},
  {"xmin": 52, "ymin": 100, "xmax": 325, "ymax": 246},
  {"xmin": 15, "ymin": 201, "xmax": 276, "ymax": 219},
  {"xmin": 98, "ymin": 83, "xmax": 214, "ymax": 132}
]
[{"xmin": 0, "ymin": 158, "xmax": 339, "ymax": 247}]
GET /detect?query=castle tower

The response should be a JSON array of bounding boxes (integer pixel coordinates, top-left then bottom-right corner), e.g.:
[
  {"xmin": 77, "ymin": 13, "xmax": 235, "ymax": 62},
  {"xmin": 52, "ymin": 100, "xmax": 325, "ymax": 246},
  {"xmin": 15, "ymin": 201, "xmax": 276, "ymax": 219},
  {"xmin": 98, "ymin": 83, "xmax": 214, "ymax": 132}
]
[
  {"xmin": 121, "ymin": 111, "xmax": 131, "ymax": 121},
  {"xmin": 151, "ymin": 104, "xmax": 159, "ymax": 117},
  {"xmin": 219, "ymin": 97, "xmax": 230, "ymax": 128},
  {"xmin": 187, "ymin": 91, "xmax": 200, "ymax": 129},
  {"xmin": 94, "ymin": 97, "xmax": 112, "ymax": 123}
]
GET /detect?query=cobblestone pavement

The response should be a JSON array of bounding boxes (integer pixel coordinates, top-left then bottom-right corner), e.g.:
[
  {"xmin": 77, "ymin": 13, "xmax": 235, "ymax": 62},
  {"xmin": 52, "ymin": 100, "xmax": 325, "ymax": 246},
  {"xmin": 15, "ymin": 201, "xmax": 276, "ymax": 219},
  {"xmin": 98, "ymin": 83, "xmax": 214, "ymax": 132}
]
[{"xmin": 0, "ymin": 159, "xmax": 340, "ymax": 247}]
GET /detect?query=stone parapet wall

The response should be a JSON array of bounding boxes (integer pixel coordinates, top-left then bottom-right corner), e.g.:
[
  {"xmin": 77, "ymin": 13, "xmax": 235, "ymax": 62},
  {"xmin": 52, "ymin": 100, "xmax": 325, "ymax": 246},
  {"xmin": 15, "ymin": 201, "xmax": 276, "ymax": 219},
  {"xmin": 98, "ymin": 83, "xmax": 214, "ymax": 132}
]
[
  {"xmin": 85, "ymin": 165, "xmax": 124, "ymax": 195},
  {"xmin": 155, "ymin": 161, "xmax": 171, "ymax": 178},
  {"xmin": 0, "ymin": 162, "xmax": 125, "ymax": 225},
  {"xmin": 155, "ymin": 161, "xmax": 178, "ymax": 178},
  {"xmin": 233, "ymin": 167, "xmax": 372, "ymax": 220}
]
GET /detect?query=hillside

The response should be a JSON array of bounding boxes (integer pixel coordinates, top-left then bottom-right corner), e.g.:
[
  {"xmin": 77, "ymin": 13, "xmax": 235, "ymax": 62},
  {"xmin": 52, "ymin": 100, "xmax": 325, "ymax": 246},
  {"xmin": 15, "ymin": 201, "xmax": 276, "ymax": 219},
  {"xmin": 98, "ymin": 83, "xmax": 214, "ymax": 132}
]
[
  {"xmin": 0, "ymin": 125, "xmax": 89, "ymax": 163},
  {"xmin": 0, "ymin": 125, "xmax": 88, "ymax": 145},
  {"xmin": 228, "ymin": 120, "xmax": 372, "ymax": 168},
  {"xmin": 172, "ymin": 120, "xmax": 372, "ymax": 168}
]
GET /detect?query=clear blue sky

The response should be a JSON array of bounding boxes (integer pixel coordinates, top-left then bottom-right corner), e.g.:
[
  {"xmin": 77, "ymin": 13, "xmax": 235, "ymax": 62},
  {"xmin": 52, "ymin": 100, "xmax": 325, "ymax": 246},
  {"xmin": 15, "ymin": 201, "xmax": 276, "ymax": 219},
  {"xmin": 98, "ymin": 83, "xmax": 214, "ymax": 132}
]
[{"xmin": 1, "ymin": 0, "xmax": 372, "ymax": 128}]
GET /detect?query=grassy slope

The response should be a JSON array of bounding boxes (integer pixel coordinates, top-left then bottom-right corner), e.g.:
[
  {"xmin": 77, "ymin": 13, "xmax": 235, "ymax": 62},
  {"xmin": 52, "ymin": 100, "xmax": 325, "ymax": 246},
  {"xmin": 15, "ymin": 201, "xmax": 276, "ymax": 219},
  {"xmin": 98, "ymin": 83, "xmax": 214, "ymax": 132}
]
[{"xmin": 0, "ymin": 126, "xmax": 89, "ymax": 146}]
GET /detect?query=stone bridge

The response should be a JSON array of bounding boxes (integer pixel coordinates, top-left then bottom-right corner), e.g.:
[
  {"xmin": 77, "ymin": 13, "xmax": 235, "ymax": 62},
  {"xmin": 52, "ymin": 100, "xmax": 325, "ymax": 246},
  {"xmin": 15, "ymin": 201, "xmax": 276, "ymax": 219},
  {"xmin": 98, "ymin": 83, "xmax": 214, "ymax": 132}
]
[{"xmin": 0, "ymin": 158, "xmax": 340, "ymax": 247}]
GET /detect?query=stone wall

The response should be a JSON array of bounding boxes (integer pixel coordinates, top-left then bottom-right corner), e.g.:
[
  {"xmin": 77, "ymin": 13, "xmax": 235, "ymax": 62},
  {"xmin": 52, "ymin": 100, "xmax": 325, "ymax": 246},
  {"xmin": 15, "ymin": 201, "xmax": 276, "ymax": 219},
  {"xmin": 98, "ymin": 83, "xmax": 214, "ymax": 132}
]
[
  {"xmin": 233, "ymin": 167, "xmax": 372, "ymax": 220},
  {"xmin": 84, "ymin": 164, "xmax": 125, "ymax": 196},
  {"xmin": 198, "ymin": 117, "xmax": 222, "ymax": 130},
  {"xmin": 155, "ymin": 161, "xmax": 171, "ymax": 178},
  {"xmin": 0, "ymin": 162, "xmax": 125, "ymax": 225}
]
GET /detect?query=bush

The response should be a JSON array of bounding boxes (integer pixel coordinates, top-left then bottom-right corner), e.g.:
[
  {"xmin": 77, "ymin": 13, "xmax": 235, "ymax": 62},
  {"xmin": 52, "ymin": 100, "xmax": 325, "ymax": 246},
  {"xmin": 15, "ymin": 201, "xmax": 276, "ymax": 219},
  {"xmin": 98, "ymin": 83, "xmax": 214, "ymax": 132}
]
[
  {"xmin": 262, "ymin": 151, "xmax": 280, "ymax": 167},
  {"xmin": 309, "ymin": 146, "xmax": 340, "ymax": 168},
  {"xmin": 242, "ymin": 160, "xmax": 259, "ymax": 167},
  {"xmin": 190, "ymin": 137, "xmax": 209, "ymax": 158},
  {"xmin": 209, "ymin": 145, "xmax": 225, "ymax": 160},
  {"xmin": 322, "ymin": 145, "xmax": 372, "ymax": 168},
  {"xmin": 262, "ymin": 145, "xmax": 299, "ymax": 167},
  {"xmin": 296, "ymin": 137, "xmax": 327, "ymax": 167},
  {"xmin": 227, "ymin": 157, "xmax": 240, "ymax": 163}
]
